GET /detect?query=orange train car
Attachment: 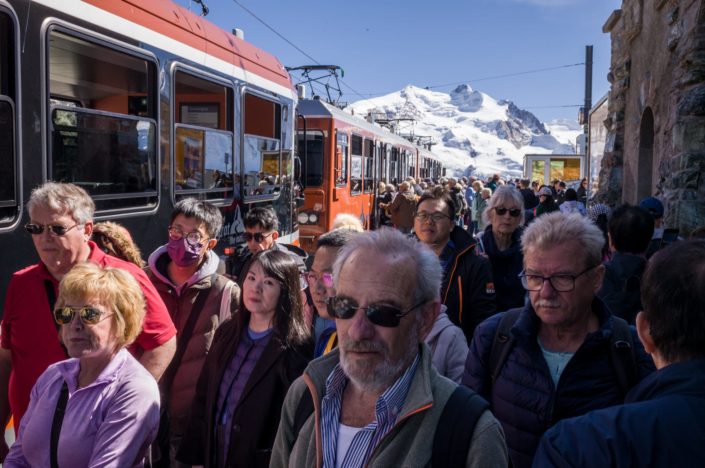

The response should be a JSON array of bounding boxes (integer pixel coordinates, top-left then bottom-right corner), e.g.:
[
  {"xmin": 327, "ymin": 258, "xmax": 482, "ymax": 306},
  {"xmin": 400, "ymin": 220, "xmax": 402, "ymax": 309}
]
[{"xmin": 296, "ymin": 99, "xmax": 443, "ymax": 253}]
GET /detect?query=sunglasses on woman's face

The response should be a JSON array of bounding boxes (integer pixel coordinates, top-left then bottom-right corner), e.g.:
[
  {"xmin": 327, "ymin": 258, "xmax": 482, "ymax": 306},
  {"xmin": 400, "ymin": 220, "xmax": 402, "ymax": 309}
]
[
  {"xmin": 325, "ymin": 296, "xmax": 426, "ymax": 328},
  {"xmin": 54, "ymin": 307, "xmax": 111, "ymax": 326},
  {"xmin": 494, "ymin": 207, "xmax": 522, "ymax": 217},
  {"xmin": 25, "ymin": 223, "xmax": 80, "ymax": 236},
  {"xmin": 245, "ymin": 232, "xmax": 273, "ymax": 243}
]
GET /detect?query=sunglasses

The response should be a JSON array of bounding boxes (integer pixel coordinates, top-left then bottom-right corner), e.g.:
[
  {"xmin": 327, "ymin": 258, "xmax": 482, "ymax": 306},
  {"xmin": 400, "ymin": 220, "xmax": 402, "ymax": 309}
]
[
  {"xmin": 53, "ymin": 307, "xmax": 111, "ymax": 326},
  {"xmin": 494, "ymin": 207, "xmax": 522, "ymax": 217},
  {"xmin": 245, "ymin": 232, "xmax": 273, "ymax": 243},
  {"xmin": 302, "ymin": 272, "xmax": 333, "ymax": 288},
  {"xmin": 25, "ymin": 223, "xmax": 80, "ymax": 236},
  {"xmin": 325, "ymin": 296, "xmax": 426, "ymax": 328}
]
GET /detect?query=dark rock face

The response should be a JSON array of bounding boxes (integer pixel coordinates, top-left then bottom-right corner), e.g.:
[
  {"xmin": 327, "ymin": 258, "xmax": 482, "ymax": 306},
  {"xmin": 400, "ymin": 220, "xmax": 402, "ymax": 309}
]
[{"xmin": 498, "ymin": 100, "xmax": 549, "ymax": 135}]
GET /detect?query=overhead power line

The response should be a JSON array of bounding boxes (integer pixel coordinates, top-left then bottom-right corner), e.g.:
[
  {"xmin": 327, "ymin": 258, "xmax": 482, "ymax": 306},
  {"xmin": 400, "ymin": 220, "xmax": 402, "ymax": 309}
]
[
  {"xmin": 424, "ymin": 63, "xmax": 585, "ymax": 90},
  {"xmin": 524, "ymin": 104, "xmax": 582, "ymax": 109}
]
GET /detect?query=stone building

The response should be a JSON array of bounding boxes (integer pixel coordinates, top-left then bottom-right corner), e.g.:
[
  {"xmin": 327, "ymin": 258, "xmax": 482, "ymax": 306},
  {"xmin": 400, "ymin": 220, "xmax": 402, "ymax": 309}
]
[{"xmin": 598, "ymin": 0, "xmax": 705, "ymax": 236}]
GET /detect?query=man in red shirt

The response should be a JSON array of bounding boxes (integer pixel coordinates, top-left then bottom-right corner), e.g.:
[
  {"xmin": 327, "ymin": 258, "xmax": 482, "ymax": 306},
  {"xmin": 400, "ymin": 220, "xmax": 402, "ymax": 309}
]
[{"xmin": 0, "ymin": 182, "xmax": 177, "ymax": 459}]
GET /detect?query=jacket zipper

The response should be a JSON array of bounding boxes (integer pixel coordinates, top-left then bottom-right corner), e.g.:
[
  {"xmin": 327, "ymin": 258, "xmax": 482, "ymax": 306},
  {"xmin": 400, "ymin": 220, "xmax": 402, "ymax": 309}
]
[
  {"xmin": 303, "ymin": 374, "xmax": 324, "ymax": 468},
  {"xmin": 443, "ymin": 243, "xmax": 476, "ymax": 304},
  {"xmin": 457, "ymin": 276, "xmax": 463, "ymax": 322}
]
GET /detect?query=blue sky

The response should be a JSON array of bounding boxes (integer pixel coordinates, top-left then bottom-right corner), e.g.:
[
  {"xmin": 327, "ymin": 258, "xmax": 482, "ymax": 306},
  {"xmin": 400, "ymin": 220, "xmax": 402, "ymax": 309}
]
[{"xmin": 173, "ymin": 0, "xmax": 620, "ymax": 123}]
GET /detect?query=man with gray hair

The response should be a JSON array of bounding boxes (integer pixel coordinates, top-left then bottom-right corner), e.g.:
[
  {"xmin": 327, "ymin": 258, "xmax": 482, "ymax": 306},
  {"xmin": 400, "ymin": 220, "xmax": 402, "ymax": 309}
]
[
  {"xmin": 462, "ymin": 211, "xmax": 655, "ymax": 468},
  {"xmin": 0, "ymin": 182, "xmax": 177, "ymax": 459},
  {"xmin": 271, "ymin": 229, "xmax": 508, "ymax": 468}
]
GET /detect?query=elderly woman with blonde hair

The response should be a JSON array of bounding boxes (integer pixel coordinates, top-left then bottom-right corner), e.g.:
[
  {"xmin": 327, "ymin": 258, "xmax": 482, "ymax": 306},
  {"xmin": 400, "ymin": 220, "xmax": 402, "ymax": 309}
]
[
  {"xmin": 332, "ymin": 213, "xmax": 364, "ymax": 232},
  {"xmin": 4, "ymin": 263, "xmax": 160, "ymax": 468},
  {"xmin": 478, "ymin": 185, "xmax": 527, "ymax": 312}
]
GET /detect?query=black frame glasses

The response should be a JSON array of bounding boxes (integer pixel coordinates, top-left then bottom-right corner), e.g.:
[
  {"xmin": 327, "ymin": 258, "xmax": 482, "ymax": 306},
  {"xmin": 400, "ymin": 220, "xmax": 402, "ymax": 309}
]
[
  {"xmin": 25, "ymin": 223, "xmax": 80, "ymax": 237},
  {"xmin": 245, "ymin": 232, "xmax": 274, "ymax": 243},
  {"xmin": 168, "ymin": 227, "xmax": 210, "ymax": 246},
  {"xmin": 325, "ymin": 296, "xmax": 427, "ymax": 328},
  {"xmin": 415, "ymin": 212, "xmax": 452, "ymax": 223},
  {"xmin": 494, "ymin": 207, "xmax": 522, "ymax": 217},
  {"xmin": 54, "ymin": 307, "xmax": 112, "ymax": 326},
  {"xmin": 518, "ymin": 267, "xmax": 595, "ymax": 292}
]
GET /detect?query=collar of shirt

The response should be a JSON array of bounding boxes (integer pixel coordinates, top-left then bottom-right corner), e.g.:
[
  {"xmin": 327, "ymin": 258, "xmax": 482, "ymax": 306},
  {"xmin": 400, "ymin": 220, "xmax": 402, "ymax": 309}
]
[
  {"xmin": 439, "ymin": 239, "xmax": 455, "ymax": 270},
  {"xmin": 56, "ymin": 348, "xmax": 128, "ymax": 394},
  {"xmin": 321, "ymin": 354, "xmax": 420, "ymax": 468}
]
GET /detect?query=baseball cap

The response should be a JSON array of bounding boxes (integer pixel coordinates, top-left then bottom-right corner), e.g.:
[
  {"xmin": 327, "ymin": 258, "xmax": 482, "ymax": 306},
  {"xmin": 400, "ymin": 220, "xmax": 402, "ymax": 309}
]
[
  {"xmin": 639, "ymin": 197, "xmax": 664, "ymax": 218},
  {"xmin": 538, "ymin": 187, "xmax": 552, "ymax": 196}
]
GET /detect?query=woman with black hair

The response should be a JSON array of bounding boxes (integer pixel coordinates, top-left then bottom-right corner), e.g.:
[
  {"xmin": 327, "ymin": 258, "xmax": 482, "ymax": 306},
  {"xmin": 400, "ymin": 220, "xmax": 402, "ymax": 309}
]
[
  {"xmin": 559, "ymin": 188, "xmax": 588, "ymax": 216},
  {"xmin": 177, "ymin": 250, "xmax": 313, "ymax": 468},
  {"xmin": 589, "ymin": 204, "xmax": 613, "ymax": 262},
  {"xmin": 534, "ymin": 187, "xmax": 558, "ymax": 218}
]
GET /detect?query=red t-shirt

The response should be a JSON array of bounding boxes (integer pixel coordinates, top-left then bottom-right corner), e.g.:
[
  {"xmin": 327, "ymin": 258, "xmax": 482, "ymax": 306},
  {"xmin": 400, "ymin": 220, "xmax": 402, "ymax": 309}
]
[{"xmin": 1, "ymin": 242, "xmax": 176, "ymax": 433}]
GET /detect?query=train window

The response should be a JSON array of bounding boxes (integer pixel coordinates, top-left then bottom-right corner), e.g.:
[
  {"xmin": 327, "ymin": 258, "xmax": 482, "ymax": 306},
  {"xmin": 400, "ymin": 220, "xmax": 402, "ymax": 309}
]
[
  {"xmin": 48, "ymin": 29, "xmax": 157, "ymax": 212},
  {"xmin": 297, "ymin": 130, "xmax": 324, "ymax": 188},
  {"xmin": 351, "ymin": 135, "xmax": 362, "ymax": 196},
  {"xmin": 336, "ymin": 132, "xmax": 348, "ymax": 186},
  {"xmin": 244, "ymin": 92, "xmax": 282, "ymax": 199},
  {"xmin": 173, "ymin": 71, "xmax": 235, "ymax": 202},
  {"xmin": 390, "ymin": 147, "xmax": 399, "ymax": 186},
  {"xmin": 0, "ymin": 11, "xmax": 17, "ymax": 226},
  {"xmin": 363, "ymin": 138, "xmax": 374, "ymax": 193}
]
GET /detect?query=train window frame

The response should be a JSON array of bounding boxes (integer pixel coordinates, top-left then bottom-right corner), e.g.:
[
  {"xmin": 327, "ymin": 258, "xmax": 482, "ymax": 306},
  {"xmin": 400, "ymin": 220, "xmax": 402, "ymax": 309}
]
[
  {"xmin": 297, "ymin": 129, "xmax": 325, "ymax": 188},
  {"xmin": 363, "ymin": 138, "xmax": 374, "ymax": 194},
  {"xmin": 42, "ymin": 21, "xmax": 160, "ymax": 219},
  {"xmin": 171, "ymin": 65, "xmax": 236, "ymax": 205},
  {"xmin": 0, "ymin": 5, "xmax": 20, "ymax": 233},
  {"xmin": 350, "ymin": 133, "xmax": 363, "ymax": 196},
  {"xmin": 335, "ymin": 131, "xmax": 348, "ymax": 187},
  {"xmin": 241, "ymin": 88, "xmax": 283, "ymax": 203}
]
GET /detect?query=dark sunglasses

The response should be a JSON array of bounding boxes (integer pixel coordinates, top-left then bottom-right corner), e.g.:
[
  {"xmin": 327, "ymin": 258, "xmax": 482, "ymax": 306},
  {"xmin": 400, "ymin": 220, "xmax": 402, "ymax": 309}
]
[
  {"xmin": 245, "ymin": 232, "xmax": 273, "ymax": 243},
  {"xmin": 494, "ymin": 207, "xmax": 522, "ymax": 217},
  {"xmin": 25, "ymin": 223, "xmax": 80, "ymax": 236},
  {"xmin": 54, "ymin": 307, "xmax": 111, "ymax": 325},
  {"xmin": 325, "ymin": 296, "xmax": 427, "ymax": 328}
]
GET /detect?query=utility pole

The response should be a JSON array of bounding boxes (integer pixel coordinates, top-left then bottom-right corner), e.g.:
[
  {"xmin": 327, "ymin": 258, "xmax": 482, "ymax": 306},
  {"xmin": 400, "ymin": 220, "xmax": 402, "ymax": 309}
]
[{"xmin": 584, "ymin": 45, "xmax": 593, "ymax": 130}]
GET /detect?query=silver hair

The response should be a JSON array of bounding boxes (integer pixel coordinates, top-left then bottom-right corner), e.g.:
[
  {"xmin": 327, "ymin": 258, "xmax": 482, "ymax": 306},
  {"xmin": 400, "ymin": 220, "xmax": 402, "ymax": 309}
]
[
  {"xmin": 27, "ymin": 182, "xmax": 95, "ymax": 225},
  {"xmin": 448, "ymin": 177, "xmax": 458, "ymax": 184},
  {"xmin": 482, "ymin": 185, "xmax": 525, "ymax": 226},
  {"xmin": 522, "ymin": 211, "xmax": 605, "ymax": 269},
  {"xmin": 333, "ymin": 228, "xmax": 442, "ymax": 309}
]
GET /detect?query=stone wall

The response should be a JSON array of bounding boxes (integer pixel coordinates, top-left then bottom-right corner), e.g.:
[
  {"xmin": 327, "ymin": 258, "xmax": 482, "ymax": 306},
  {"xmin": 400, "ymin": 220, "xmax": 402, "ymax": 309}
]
[{"xmin": 598, "ymin": 0, "xmax": 705, "ymax": 236}]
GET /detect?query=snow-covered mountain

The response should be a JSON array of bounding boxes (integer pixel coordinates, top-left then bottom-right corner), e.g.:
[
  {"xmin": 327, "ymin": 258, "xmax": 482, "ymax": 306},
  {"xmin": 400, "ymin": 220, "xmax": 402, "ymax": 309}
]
[{"xmin": 347, "ymin": 85, "xmax": 582, "ymax": 179}]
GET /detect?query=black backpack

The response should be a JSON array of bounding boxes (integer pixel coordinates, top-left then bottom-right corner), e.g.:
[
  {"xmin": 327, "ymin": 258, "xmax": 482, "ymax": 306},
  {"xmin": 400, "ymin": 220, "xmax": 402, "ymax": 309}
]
[
  {"xmin": 487, "ymin": 308, "xmax": 639, "ymax": 397},
  {"xmin": 291, "ymin": 384, "xmax": 496, "ymax": 467}
]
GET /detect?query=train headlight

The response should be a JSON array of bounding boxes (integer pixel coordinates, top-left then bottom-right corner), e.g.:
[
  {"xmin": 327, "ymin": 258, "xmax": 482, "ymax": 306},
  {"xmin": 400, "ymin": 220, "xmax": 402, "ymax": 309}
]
[
  {"xmin": 309, "ymin": 212, "xmax": 318, "ymax": 224},
  {"xmin": 298, "ymin": 212, "xmax": 309, "ymax": 225}
]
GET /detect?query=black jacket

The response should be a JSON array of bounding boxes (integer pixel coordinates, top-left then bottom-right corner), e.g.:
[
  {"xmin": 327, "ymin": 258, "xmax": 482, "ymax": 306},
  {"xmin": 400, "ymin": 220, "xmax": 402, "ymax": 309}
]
[
  {"xmin": 577, "ymin": 185, "xmax": 588, "ymax": 206},
  {"xmin": 230, "ymin": 241, "xmax": 308, "ymax": 281},
  {"xmin": 449, "ymin": 186, "xmax": 466, "ymax": 215},
  {"xmin": 519, "ymin": 188, "xmax": 539, "ymax": 210},
  {"xmin": 439, "ymin": 226, "xmax": 497, "ymax": 343},
  {"xmin": 481, "ymin": 225, "xmax": 526, "ymax": 313},
  {"xmin": 176, "ymin": 320, "xmax": 313, "ymax": 468},
  {"xmin": 597, "ymin": 251, "xmax": 647, "ymax": 325}
]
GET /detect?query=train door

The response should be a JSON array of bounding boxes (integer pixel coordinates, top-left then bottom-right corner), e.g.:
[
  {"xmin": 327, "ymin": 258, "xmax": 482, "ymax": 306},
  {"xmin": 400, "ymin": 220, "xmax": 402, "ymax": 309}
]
[
  {"xmin": 0, "ymin": 7, "xmax": 19, "ymax": 234},
  {"xmin": 363, "ymin": 137, "xmax": 374, "ymax": 229}
]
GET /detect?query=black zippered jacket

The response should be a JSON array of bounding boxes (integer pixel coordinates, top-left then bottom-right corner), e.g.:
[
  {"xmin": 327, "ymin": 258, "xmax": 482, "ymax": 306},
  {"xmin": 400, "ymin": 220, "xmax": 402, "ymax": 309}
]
[{"xmin": 439, "ymin": 227, "xmax": 497, "ymax": 343}]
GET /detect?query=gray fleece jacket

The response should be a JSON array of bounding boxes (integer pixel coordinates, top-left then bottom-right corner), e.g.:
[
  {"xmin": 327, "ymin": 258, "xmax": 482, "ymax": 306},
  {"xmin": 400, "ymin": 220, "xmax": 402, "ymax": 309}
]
[
  {"xmin": 270, "ymin": 343, "xmax": 508, "ymax": 468},
  {"xmin": 425, "ymin": 311, "xmax": 469, "ymax": 384}
]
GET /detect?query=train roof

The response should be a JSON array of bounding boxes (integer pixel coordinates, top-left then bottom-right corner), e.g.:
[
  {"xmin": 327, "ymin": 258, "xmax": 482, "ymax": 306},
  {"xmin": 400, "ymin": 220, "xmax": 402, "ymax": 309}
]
[
  {"xmin": 298, "ymin": 99, "xmax": 418, "ymax": 149},
  {"xmin": 414, "ymin": 144, "xmax": 442, "ymax": 162},
  {"xmin": 46, "ymin": 0, "xmax": 296, "ymax": 99}
]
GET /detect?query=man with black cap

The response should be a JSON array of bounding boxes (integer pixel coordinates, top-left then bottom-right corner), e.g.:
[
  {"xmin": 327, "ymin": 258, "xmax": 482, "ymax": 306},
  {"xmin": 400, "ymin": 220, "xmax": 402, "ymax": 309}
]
[{"xmin": 639, "ymin": 197, "xmax": 682, "ymax": 259}]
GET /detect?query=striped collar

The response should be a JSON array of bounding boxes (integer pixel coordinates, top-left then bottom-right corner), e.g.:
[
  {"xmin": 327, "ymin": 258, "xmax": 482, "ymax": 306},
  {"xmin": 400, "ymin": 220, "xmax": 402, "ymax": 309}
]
[{"xmin": 321, "ymin": 353, "xmax": 420, "ymax": 468}]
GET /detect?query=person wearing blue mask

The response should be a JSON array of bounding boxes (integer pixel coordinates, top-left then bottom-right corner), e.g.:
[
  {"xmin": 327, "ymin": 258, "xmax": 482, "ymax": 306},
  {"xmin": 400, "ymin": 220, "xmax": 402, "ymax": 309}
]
[{"xmin": 146, "ymin": 198, "xmax": 241, "ymax": 468}]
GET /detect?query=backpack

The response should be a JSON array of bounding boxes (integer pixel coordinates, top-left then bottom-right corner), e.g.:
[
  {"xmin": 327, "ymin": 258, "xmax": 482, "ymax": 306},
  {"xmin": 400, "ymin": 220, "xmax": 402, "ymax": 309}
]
[
  {"xmin": 488, "ymin": 308, "xmax": 639, "ymax": 397},
  {"xmin": 291, "ymin": 385, "xmax": 496, "ymax": 467}
]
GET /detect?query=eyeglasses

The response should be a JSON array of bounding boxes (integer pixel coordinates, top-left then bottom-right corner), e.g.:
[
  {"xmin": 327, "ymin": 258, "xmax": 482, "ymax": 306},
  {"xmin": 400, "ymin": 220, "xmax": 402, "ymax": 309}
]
[
  {"xmin": 168, "ymin": 227, "xmax": 209, "ymax": 245},
  {"xmin": 415, "ymin": 212, "xmax": 451, "ymax": 223},
  {"xmin": 303, "ymin": 272, "xmax": 333, "ymax": 288},
  {"xmin": 54, "ymin": 307, "xmax": 112, "ymax": 326},
  {"xmin": 325, "ymin": 296, "xmax": 427, "ymax": 328},
  {"xmin": 245, "ymin": 232, "xmax": 274, "ymax": 243},
  {"xmin": 25, "ymin": 223, "xmax": 80, "ymax": 237},
  {"xmin": 518, "ymin": 267, "xmax": 595, "ymax": 292},
  {"xmin": 494, "ymin": 207, "xmax": 522, "ymax": 217}
]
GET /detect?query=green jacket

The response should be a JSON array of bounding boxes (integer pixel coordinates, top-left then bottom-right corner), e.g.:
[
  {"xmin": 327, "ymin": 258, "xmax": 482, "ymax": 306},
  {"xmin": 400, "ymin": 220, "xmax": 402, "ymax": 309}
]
[{"xmin": 270, "ymin": 343, "xmax": 508, "ymax": 468}]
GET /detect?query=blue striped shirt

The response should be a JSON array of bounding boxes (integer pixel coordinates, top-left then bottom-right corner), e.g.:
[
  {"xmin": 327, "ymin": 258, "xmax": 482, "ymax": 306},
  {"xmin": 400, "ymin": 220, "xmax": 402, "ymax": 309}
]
[{"xmin": 321, "ymin": 354, "xmax": 420, "ymax": 468}]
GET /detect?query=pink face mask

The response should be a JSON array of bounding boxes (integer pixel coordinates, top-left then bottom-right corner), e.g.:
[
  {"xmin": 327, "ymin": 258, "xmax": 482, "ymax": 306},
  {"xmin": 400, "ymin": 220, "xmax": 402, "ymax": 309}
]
[{"xmin": 166, "ymin": 237, "xmax": 204, "ymax": 267}]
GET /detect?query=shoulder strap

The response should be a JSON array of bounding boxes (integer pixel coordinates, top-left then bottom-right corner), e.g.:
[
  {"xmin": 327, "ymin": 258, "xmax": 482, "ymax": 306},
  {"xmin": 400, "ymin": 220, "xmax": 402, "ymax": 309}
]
[
  {"xmin": 45, "ymin": 280, "xmax": 69, "ymax": 359},
  {"xmin": 488, "ymin": 309, "xmax": 522, "ymax": 383},
  {"xmin": 432, "ymin": 385, "xmax": 490, "ymax": 468},
  {"xmin": 609, "ymin": 317, "xmax": 639, "ymax": 397},
  {"xmin": 161, "ymin": 273, "xmax": 219, "ymax": 395},
  {"xmin": 50, "ymin": 381, "xmax": 69, "ymax": 468},
  {"xmin": 293, "ymin": 387, "xmax": 315, "ymax": 442}
]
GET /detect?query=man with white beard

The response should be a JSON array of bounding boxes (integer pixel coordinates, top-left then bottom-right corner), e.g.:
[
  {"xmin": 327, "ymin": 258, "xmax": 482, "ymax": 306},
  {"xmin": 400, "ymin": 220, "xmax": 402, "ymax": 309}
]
[{"xmin": 270, "ymin": 228, "xmax": 508, "ymax": 468}]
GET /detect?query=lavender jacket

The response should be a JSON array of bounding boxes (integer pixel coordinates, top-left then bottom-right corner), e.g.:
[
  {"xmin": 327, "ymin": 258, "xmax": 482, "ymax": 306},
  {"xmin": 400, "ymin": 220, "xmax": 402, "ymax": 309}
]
[{"xmin": 4, "ymin": 348, "xmax": 160, "ymax": 468}]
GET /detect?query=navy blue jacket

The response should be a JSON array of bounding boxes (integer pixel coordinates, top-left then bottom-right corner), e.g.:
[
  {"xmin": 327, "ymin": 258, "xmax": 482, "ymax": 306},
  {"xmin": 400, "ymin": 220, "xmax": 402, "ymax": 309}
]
[
  {"xmin": 481, "ymin": 225, "xmax": 525, "ymax": 312},
  {"xmin": 533, "ymin": 358, "xmax": 705, "ymax": 467},
  {"xmin": 462, "ymin": 298, "xmax": 655, "ymax": 468},
  {"xmin": 597, "ymin": 251, "xmax": 646, "ymax": 325}
]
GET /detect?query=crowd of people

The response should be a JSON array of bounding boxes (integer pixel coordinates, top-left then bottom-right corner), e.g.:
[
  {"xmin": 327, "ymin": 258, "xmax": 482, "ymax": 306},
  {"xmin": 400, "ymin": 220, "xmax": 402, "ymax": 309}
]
[{"xmin": 0, "ymin": 177, "xmax": 703, "ymax": 468}]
